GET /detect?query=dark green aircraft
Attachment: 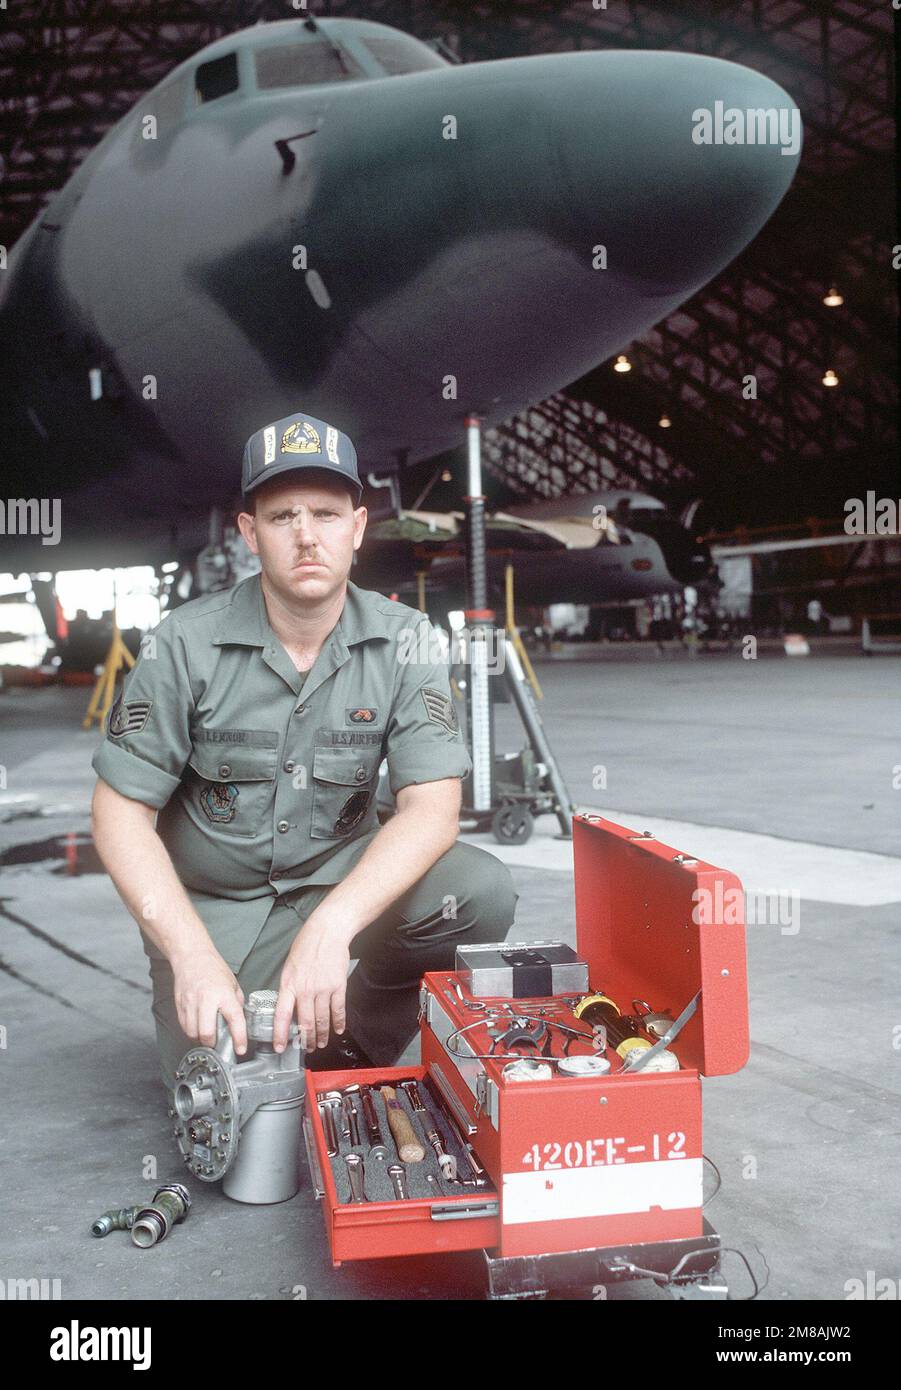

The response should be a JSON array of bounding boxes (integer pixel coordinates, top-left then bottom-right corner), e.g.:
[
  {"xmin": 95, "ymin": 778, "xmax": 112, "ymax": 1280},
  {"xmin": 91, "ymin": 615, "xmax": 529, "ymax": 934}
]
[{"xmin": 0, "ymin": 15, "xmax": 800, "ymax": 570}]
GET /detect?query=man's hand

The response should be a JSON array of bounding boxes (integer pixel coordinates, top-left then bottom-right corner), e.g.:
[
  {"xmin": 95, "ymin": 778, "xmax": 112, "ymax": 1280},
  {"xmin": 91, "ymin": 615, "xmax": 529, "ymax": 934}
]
[
  {"xmin": 273, "ymin": 917, "xmax": 351, "ymax": 1053},
  {"xmin": 171, "ymin": 947, "xmax": 248, "ymax": 1056}
]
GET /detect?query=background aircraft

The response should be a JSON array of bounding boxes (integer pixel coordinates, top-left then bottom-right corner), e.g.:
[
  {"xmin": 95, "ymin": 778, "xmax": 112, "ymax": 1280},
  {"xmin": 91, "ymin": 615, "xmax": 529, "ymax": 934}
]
[
  {"xmin": 0, "ymin": 15, "xmax": 800, "ymax": 575},
  {"xmin": 356, "ymin": 490, "xmax": 714, "ymax": 619}
]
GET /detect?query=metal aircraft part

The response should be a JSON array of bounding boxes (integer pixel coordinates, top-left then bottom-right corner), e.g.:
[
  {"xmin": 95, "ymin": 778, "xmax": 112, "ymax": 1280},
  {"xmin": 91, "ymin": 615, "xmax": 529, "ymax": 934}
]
[{"xmin": 171, "ymin": 989, "xmax": 305, "ymax": 1204}]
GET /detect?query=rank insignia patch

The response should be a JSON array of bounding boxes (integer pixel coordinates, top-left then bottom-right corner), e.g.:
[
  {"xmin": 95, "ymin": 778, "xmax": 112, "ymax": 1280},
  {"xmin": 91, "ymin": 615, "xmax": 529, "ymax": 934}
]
[
  {"xmin": 108, "ymin": 696, "xmax": 152, "ymax": 739},
  {"xmin": 281, "ymin": 420, "xmax": 321, "ymax": 455},
  {"xmin": 420, "ymin": 686, "xmax": 459, "ymax": 734},
  {"xmin": 334, "ymin": 789, "xmax": 370, "ymax": 835},
  {"xmin": 346, "ymin": 707, "xmax": 378, "ymax": 725},
  {"xmin": 200, "ymin": 782, "xmax": 239, "ymax": 824}
]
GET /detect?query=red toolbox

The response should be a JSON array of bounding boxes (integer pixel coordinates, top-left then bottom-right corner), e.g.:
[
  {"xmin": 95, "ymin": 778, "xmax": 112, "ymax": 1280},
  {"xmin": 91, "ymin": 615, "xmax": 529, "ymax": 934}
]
[{"xmin": 303, "ymin": 813, "xmax": 748, "ymax": 1277}]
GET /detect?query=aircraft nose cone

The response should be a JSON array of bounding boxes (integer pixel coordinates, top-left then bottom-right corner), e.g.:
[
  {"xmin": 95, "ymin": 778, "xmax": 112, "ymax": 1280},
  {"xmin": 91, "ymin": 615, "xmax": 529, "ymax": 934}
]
[{"xmin": 547, "ymin": 50, "xmax": 801, "ymax": 294}]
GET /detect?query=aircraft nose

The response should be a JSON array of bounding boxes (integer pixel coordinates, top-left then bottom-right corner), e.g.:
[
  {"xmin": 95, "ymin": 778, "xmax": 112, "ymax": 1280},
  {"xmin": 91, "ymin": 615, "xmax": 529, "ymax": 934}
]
[{"xmin": 541, "ymin": 50, "xmax": 801, "ymax": 294}]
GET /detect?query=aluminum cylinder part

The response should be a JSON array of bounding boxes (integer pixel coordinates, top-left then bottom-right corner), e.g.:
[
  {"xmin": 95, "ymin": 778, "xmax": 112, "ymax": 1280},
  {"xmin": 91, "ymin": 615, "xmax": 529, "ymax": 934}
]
[{"xmin": 222, "ymin": 1095, "xmax": 303, "ymax": 1205}]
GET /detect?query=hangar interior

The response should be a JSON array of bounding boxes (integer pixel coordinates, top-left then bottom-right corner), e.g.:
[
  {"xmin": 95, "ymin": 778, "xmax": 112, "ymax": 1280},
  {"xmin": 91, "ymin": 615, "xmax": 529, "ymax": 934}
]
[{"xmin": 0, "ymin": 0, "xmax": 898, "ymax": 1303}]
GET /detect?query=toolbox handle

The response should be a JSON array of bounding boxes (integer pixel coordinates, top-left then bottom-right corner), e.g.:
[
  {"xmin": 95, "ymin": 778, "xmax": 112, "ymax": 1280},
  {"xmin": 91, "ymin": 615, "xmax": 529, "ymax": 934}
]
[
  {"xmin": 429, "ymin": 1200, "xmax": 499, "ymax": 1222},
  {"xmin": 301, "ymin": 1113, "xmax": 325, "ymax": 1200},
  {"xmin": 429, "ymin": 1063, "xmax": 477, "ymax": 1135}
]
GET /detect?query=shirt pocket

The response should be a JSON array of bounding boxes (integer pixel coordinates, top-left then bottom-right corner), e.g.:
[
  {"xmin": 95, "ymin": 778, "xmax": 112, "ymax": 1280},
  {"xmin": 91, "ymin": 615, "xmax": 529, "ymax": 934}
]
[
  {"xmin": 310, "ymin": 744, "xmax": 381, "ymax": 840},
  {"xmin": 186, "ymin": 739, "xmax": 278, "ymax": 839}
]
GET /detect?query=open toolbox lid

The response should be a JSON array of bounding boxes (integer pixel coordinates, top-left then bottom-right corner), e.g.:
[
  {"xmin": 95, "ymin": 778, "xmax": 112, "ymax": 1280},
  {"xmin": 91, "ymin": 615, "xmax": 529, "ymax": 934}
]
[{"xmin": 573, "ymin": 814, "xmax": 749, "ymax": 1077}]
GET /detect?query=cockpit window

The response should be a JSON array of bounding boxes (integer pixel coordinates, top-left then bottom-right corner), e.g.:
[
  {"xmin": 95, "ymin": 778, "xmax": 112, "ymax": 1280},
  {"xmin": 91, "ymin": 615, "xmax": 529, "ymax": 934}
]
[
  {"xmin": 361, "ymin": 35, "xmax": 448, "ymax": 75},
  {"xmin": 254, "ymin": 40, "xmax": 364, "ymax": 89},
  {"xmin": 195, "ymin": 53, "xmax": 239, "ymax": 104}
]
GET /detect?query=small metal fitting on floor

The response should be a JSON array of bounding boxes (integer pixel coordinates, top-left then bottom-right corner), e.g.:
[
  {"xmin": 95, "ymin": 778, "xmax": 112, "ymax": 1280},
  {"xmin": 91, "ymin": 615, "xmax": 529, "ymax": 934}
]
[
  {"xmin": 90, "ymin": 1206, "xmax": 140, "ymax": 1238},
  {"xmin": 130, "ymin": 1183, "xmax": 192, "ymax": 1248}
]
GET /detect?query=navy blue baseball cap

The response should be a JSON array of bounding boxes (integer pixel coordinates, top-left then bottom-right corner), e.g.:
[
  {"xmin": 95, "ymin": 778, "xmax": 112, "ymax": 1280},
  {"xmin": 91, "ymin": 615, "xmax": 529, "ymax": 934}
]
[{"xmin": 242, "ymin": 413, "xmax": 362, "ymax": 503}]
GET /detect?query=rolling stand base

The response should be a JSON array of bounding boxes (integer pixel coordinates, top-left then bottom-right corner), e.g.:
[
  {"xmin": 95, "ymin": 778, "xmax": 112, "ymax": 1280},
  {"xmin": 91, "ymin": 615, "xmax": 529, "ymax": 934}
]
[{"xmin": 483, "ymin": 1220, "xmax": 726, "ymax": 1300}]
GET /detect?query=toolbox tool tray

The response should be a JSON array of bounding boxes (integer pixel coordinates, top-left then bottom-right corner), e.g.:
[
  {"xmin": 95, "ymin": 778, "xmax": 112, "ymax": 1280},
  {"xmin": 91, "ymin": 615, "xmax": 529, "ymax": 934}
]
[
  {"xmin": 302, "ymin": 1064, "xmax": 499, "ymax": 1265},
  {"xmin": 303, "ymin": 814, "xmax": 748, "ymax": 1267}
]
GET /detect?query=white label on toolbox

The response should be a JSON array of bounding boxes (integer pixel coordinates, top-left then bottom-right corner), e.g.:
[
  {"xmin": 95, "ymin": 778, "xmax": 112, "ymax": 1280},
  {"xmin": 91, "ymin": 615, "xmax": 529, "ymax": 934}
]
[{"xmin": 501, "ymin": 1158, "xmax": 703, "ymax": 1225}]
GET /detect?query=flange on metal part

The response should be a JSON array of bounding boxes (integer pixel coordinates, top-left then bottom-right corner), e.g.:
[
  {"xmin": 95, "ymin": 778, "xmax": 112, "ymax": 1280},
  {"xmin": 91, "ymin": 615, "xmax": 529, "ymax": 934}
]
[
  {"xmin": 171, "ymin": 989, "xmax": 304, "ymax": 1196},
  {"xmin": 172, "ymin": 1040, "xmax": 241, "ymax": 1183}
]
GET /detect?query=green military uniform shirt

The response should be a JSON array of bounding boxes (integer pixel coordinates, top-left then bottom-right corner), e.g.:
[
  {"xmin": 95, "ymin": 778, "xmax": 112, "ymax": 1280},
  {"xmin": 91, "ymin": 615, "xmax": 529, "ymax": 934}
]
[{"xmin": 91, "ymin": 574, "xmax": 471, "ymax": 967}]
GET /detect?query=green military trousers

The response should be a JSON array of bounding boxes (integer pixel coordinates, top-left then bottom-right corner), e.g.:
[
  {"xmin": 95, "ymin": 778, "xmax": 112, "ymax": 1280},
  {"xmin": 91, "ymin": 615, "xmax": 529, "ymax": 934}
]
[{"xmin": 146, "ymin": 840, "xmax": 517, "ymax": 1085}]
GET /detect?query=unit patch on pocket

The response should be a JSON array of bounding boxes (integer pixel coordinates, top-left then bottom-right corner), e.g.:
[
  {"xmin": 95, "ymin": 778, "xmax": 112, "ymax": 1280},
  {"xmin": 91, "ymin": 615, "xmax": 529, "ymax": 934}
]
[
  {"xmin": 200, "ymin": 782, "xmax": 239, "ymax": 824},
  {"xmin": 420, "ymin": 687, "xmax": 458, "ymax": 734},
  {"xmin": 108, "ymin": 697, "xmax": 152, "ymax": 738},
  {"xmin": 334, "ymin": 789, "xmax": 370, "ymax": 835}
]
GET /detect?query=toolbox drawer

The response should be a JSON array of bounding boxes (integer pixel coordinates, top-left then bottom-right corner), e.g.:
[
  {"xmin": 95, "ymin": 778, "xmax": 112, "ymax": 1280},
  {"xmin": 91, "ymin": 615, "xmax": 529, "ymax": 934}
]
[{"xmin": 303, "ymin": 1064, "xmax": 499, "ymax": 1266}]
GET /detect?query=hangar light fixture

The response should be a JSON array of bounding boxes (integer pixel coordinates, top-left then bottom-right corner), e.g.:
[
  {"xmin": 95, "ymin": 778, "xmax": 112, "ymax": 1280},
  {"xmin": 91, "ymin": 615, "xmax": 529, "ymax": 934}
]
[
  {"xmin": 822, "ymin": 368, "xmax": 839, "ymax": 387},
  {"xmin": 658, "ymin": 413, "xmax": 672, "ymax": 428},
  {"xmin": 822, "ymin": 286, "xmax": 844, "ymax": 307},
  {"xmin": 613, "ymin": 354, "xmax": 631, "ymax": 372}
]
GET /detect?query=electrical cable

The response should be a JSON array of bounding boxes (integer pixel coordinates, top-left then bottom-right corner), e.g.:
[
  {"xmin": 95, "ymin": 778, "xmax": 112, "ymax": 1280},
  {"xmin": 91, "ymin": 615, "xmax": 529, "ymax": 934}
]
[
  {"xmin": 702, "ymin": 1153, "xmax": 722, "ymax": 1206},
  {"xmin": 722, "ymin": 1246, "xmax": 766, "ymax": 1301}
]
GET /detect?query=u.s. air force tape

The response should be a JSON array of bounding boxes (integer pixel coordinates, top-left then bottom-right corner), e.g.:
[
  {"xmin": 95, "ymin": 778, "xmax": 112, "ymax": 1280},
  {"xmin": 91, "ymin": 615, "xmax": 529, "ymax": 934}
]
[
  {"xmin": 420, "ymin": 686, "xmax": 458, "ymax": 733},
  {"xmin": 108, "ymin": 697, "xmax": 152, "ymax": 738}
]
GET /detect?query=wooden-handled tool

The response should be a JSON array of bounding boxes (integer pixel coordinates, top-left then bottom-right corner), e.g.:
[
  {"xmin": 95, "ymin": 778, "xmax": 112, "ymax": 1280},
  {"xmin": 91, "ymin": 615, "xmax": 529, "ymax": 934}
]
[{"xmin": 380, "ymin": 1086, "xmax": 425, "ymax": 1162}]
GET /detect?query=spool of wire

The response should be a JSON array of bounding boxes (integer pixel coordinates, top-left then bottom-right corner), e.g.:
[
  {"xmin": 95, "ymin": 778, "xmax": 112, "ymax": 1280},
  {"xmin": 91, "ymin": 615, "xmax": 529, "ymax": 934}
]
[
  {"xmin": 557, "ymin": 1055, "xmax": 611, "ymax": 1077},
  {"xmin": 620, "ymin": 1041, "xmax": 680, "ymax": 1073},
  {"xmin": 502, "ymin": 1060, "xmax": 553, "ymax": 1082}
]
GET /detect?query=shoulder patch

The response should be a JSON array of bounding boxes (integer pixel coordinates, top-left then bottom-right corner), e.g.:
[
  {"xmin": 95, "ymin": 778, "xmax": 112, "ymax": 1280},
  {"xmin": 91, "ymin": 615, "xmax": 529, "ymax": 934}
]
[
  {"xmin": 420, "ymin": 686, "xmax": 459, "ymax": 734},
  {"xmin": 108, "ymin": 696, "xmax": 152, "ymax": 739}
]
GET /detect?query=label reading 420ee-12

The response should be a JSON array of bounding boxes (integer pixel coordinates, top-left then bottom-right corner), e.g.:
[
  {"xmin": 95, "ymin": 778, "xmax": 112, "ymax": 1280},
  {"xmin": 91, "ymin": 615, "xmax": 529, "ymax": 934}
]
[{"xmin": 520, "ymin": 1131, "xmax": 688, "ymax": 1171}]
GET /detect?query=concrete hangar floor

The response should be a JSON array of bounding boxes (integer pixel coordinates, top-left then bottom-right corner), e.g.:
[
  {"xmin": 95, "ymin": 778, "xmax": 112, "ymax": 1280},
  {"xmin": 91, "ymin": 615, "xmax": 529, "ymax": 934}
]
[{"xmin": 1, "ymin": 638, "xmax": 897, "ymax": 1300}]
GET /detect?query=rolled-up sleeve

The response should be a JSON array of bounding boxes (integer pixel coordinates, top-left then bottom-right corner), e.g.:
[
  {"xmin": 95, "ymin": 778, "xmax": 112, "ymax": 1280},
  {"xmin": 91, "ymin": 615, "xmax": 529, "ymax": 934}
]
[
  {"xmin": 385, "ymin": 620, "xmax": 471, "ymax": 794},
  {"xmin": 91, "ymin": 615, "xmax": 195, "ymax": 809}
]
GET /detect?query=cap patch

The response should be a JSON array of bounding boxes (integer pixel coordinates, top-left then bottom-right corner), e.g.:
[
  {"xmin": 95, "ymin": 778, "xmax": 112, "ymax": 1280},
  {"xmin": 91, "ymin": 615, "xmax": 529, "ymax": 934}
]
[
  {"xmin": 281, "ymin": 420, "xmax": 321, "ymax": 455},
  {"xmin": 263, "ymin": 425, "xmax": 276, "ymax": 465}
]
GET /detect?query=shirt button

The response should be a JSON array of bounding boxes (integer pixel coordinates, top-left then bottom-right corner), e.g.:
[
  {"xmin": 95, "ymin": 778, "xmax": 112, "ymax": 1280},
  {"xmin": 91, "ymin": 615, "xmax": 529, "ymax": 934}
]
[
  {"xmin": 277, "ymin": 820, "xmax": 290, "ymax": 833},
  {"xmin": 284, "ymin": 760, "xmax": 296, "ymax": 773},
  {"xmin": 295, "ymin": 705, "xmax": 306, "ymax": 716},
  {"xmin": 354, "ymin": 767, "xmax": 368, "ymax": 782},
  {"xmin": 271, "ymin": 870, "xmax": 283, "ymax": 881},
  {"xmin": 219, "ymin": 763, "xmax": 231, "ymax": 777}
]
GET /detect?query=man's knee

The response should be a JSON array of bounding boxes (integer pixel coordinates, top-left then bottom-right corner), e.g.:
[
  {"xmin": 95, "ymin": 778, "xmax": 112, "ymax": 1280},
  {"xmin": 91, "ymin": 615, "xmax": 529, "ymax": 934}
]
[{"xmin": 449, "ymin": 844, "xmax": 518, "ymax": 939}]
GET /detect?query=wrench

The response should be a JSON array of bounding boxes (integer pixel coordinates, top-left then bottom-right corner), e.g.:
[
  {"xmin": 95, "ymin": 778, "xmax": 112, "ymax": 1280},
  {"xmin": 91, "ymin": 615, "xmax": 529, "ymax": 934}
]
[{"xmin": 344, "ymin": 1152, "xmax": 367, "ymax": 1203}]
